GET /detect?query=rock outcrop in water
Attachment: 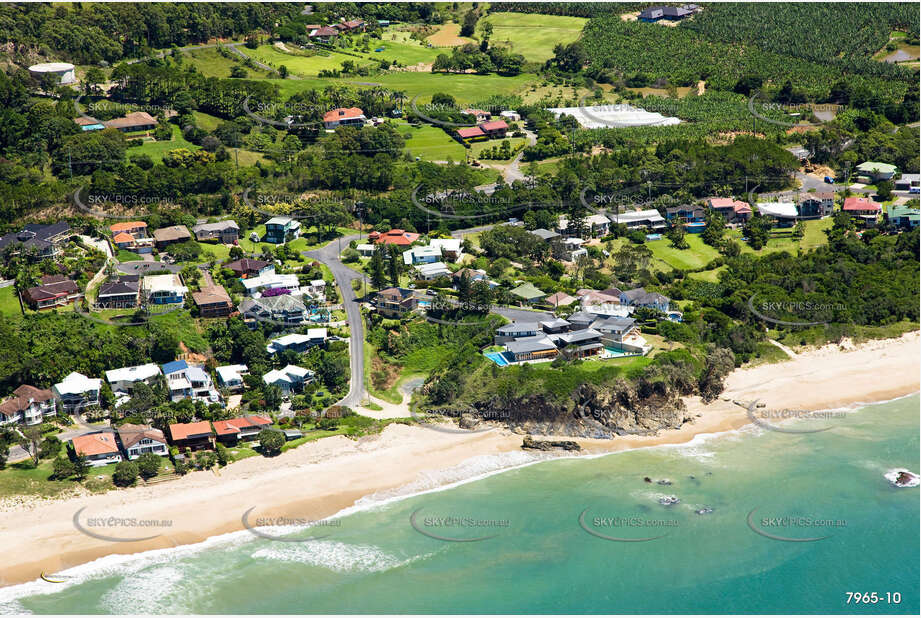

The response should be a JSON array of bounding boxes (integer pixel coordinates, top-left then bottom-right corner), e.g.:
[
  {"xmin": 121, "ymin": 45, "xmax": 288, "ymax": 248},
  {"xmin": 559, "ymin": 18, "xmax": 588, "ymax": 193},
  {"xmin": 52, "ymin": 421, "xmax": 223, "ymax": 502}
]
[{"xmin": 521, "ymin": 435, "xmax": 581, "ymax": 451}]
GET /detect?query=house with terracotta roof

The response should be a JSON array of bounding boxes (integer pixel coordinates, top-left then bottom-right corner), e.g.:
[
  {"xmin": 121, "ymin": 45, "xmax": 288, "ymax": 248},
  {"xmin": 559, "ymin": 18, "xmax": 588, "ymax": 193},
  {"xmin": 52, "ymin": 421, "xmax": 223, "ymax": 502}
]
[
  {"xmin": 0, "ymin": 385, "xmax": 55, "ymax": 425},
  {"xmin": 168, "ymin": 420, "xmax": 215, "ymax": 451},
  {"xmin": 479, "ymin": 120, "xmax": 508, "ymax": 138},
  {"xmin": 323, "ymin": 107, "xmax": 366, "ymax": 130},
  {"xmin": 308, "ymin": 25, "xmax": 339, "ymax": 42},
  {"xmin": 843, "ymin": 196, "xmax": 881, "ymax": 226},
  {"xmin": 192, "ymin": 284, "xmax": 233, "ymax": 318},
  {"xmin": 110, "ymin": 221, "xmax": 148, "ymax": 238},
  {"xmin": 456, "ymin": 126, "xmax": 486, "ymax": 141},
  {"xmin": 463, "ymin": 108, "xmax": 491, "ymax": 123},
  {"xmin": 368, "ymin": 229, "xmax": 421, "ymax": 246},
  {"xmin": 23, "ymin": 275, "xmax": 82, "ymax": 309},
  {"xmin": 706, "ymin": 197, "xmax": 752, "ymax": 224},
  {"xmin": 213, "ymin": 415, "xmax": 272, "ymax": 444},
  {"xmin": 71, "ymin": 431, "xmax": 123, "ymax": 467},
  {"xmin": 117, "ymin": 424, "xmax": 168, "ymax": 459},
  {"xmin": 546, "ymin": 291, "xmax": 577, "ymax": 308},
  {"xmin": 102, "ymin": 111, "xmax": 158, "ymax": 133}
]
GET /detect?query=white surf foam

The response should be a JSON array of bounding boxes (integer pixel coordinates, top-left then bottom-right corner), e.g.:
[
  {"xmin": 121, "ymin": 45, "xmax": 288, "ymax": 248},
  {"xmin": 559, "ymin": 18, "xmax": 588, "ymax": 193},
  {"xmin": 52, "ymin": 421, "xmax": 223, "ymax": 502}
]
[{"xmin": 251, "ymin": 540, "xmax": 427, "ymax": 574}]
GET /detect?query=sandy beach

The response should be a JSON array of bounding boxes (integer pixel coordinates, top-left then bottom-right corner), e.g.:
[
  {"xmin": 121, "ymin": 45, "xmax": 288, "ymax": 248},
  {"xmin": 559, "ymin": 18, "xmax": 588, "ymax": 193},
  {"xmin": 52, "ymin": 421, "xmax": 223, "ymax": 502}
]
[{"xmin": 1, "ymin": 331, "xmax": 918, "ymax": 587}]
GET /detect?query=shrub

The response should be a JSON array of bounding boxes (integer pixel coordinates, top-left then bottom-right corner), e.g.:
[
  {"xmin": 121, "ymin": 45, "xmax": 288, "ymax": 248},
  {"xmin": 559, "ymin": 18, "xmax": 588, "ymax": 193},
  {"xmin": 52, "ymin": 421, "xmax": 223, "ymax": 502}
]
[{"xmin": 113, "ymin": 461, "xmax": 140, "ymax": 486}]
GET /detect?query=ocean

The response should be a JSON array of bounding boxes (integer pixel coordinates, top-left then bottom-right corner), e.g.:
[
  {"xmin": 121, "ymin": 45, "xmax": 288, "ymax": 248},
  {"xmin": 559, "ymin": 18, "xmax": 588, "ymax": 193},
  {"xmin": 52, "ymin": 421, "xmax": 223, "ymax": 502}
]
[{"xmin": 1, "ymin": 395, "xmax": 918, "ymax": 615}]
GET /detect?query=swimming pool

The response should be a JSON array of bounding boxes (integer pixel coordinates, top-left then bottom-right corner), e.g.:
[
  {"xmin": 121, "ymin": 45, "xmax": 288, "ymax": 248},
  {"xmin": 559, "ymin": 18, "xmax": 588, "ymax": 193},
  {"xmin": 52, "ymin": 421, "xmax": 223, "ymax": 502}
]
[
  {"xmin": 602, "ymin": 346, "xmax": 634, "ymax": 358},
  {"xmin": 485, "ymin": 351, "xmax": 510, "ymax": 367}
]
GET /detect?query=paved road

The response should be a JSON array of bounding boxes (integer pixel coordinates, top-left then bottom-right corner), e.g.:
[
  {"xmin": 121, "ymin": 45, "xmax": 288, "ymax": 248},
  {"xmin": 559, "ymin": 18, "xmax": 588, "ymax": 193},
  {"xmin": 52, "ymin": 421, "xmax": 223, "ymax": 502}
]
[
  {"xmin": 6, "ymin": 417, "xmax": 109, "ymax": 463},
  {"xmin": 304, "ymin": 234, "xmax": 366, "ymax": 408}
]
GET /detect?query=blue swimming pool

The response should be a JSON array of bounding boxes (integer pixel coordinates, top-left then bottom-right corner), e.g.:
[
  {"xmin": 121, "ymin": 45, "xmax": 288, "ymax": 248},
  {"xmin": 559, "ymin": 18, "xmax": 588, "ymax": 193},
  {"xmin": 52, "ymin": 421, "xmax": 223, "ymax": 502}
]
[{"xmin": 485, "ymin": 351, "xmax": 510, "ymax": 366}]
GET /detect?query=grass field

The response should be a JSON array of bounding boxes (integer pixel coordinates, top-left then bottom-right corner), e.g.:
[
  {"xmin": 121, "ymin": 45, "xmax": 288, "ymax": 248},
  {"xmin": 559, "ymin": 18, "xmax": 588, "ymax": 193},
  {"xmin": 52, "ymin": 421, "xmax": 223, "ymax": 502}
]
[
  {"xmin": 116, "ymin": 249, "xmax": 142, "ymax": 262},
  {"xmin": 480, "ymin": 13, "xmax": 587, "ymax": 62},
  {"xmin": 647, "ymin": 234, "xmax": 721, "ymax": 270},
  {"xmin": 192, "ymin": 111, "xmax": 223, "ymax": 132},
  {"xmin": 0, "ymin": 285, "xmax": 22, "ymax": 318},
  {"xmin": 247, "ymin": 45, "xmax": 366, "ymax": 76},
  {"xmin": 130, "ymin": 124, "xmax": 200, "ymax": 163},
  {"xmin": 182, "ymin": 47, "xmax": 246, "ymax": 79},
  {"xmin": 396, "ymin": 122, "xmax": 466, "ymax": 161}
]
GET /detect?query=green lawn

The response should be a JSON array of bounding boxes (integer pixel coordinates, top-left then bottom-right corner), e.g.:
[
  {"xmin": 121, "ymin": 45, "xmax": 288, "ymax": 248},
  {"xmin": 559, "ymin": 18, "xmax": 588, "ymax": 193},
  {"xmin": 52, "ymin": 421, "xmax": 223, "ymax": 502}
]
[
  {"xmin": 480, "ymin": 13, "xmax": 587, "ymax": 62},
  {"xmin": 129, "ymin": 124, "xmax": 200, "ymax": 163},
  {"xmin": 396, "ymin": 122, "xmax": 466, "ymax": 161},
  {"xmin": 192, "ymin": 111, "xmax": 223, "ymax": 132},
  {"xmin": 247, "ymin": 45, "xmax": 367, "ymax": 76},
  {"xmin": 647, "ymin": 234, "xmax": 722, "ymax": 270},
  {"xmin": 0, "ymin": 459, "xmax": 115, "ymax": 499},
  {"xmin": 0, "ymin": 285, "xmax": 22, "ymax": 318},
  {"xmin": 117, "ymin": 249, "xmax": 142, "ymax": 262}
]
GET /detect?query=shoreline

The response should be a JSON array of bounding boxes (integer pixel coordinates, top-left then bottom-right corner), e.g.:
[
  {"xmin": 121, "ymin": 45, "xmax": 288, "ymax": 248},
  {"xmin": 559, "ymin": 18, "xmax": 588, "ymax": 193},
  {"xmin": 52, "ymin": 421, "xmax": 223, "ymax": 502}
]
[{"xmin": 1, "ymin": 330, "xmax": 918, "ymax": 589}]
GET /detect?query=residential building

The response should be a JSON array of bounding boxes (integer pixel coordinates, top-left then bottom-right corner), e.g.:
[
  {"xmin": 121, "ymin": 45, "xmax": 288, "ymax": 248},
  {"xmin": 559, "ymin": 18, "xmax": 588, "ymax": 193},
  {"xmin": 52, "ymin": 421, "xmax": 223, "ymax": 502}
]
[
  {"xmin": 266, "ymin": 329, "xmax": 327, "ymax": 354},
  {"xmin": 530, "ymin": 228, "xmax": 561, "ymax": 242},
  {"xmin": 117, "ymin": 424, "xmax": 168, "ymax": 459},
  {"xmin": 109, "ymin": 221, "xmax": 148, "ymax": 238},
  {"xmin": 239, "ymin": 294, "xmax": 308, "ymax": 325},
  {"xmin": 500, "ymin": 110, "xmax": 521, "ymax": 122},
  {"xmin": 403, "ymin": 245, "xmax": 442, "ymax": 265},
  {"xmin": 23, "ymin": 275, "xmax": 82, "ymax": 309},
  {"xmin": 53, "ymin": 372, "xmax": 102, "ymax": 413},
  {"xmin": 215, "ymin": 365, "xmax": 248, "ymax": 391},
  {"xmin": 456, "ymin": 126, "xmax": 486, "ymax": 141},
  {"xmin": 213, "ymin": 416, "xmax": 272, "ymax": 444},
  {"xmin": 757, "ymin": 202, "xmax": 799, "ymax": 225},
  {"xmin": 540, "ymin": 318, "xmax": 571, "ymax": 334},
  {"xmin": 96, "ymin": 278, "xmax": 140, "ymax": 309},
  {"xmin": 479, "ymin": 120, "xmax": 508, "ymax": 138},
  {"xmin": 551, "ymin": 328, "xmax": 604, "ymax": 359},
  {"xmin": 797, "ymin": 192, "xmax": 835, "ymax": 218},
  {"xmin": 103, "ymin": 111, "xmax": 158, "ymax": 132},
  {"xmin": 168, "ymin": 421, "xmax": 215, "ymax": 451},
  {"xmin": 452, "ymin": 268, "xmax": 490, "ymax": 286},
  {"xmin": 463, "ymin": 108, "xmax": 491, "ymax": 122},
  {"xmin": 414, "ymin": 261, "xmax": 452, "ymax": 281},
  {"xmin": 561, "ymin": 237, "xmax": 587, "ymax": 261},
  {"xmin": 152, "ymin": 225, "xmax": 192, "ymax": 249},
  {"xmin": 105, "ymin": 363, "xmax": 162, "ymax": 395},
  {"xmin": 308, "ymin": 26, "xmax": 339, "ymax": 42},
  {"xmin": 356, "ymin": 243, "xmax": 376, "ymax": 257},
  {"xmin": 495, "ymin": 322, "xmax": 541, "ymax": 344},
  {"xmin": 566, "ymin": 311, "xmax": 596, "ymax": 330},
  {"xmin": 855, "ymin": 161, "xmax": 897, "ymax": 183},
  {"xmin": 505, "ymin": 335, "xmax": 559, "ymax": 363},
  {"xmin": 110, "ymin": 221, "xmax": 154, "ymax": 254},
  {"xmin": 843, "ymin": 196, "xmax": 881, "ymax": 226},
  {"xmin": 581, "ymin": 302, "xmax": 634, "ymax": 319},
  {"xmin": 192, "ymin": 285, "xmax": 233, "ymax": 318},
  {"xmin": 610, "ymin": 209, "xmax": 667, "ymax": 230},
  {"xmin": 666, "ymin": 205, "xmax": 706, "ymax": 223},
  {"xmin": 639, "ymin": 5, "xmax": 693, "ymax": 21},
  {"xmin": 886, "ymin": 205, "xmax": 921, "ymax": 229},
  {"xmin": 161, "ymin": 360, "xmax": 220, "ymax": 404},
  {"xmin": 368, "ymin": 229, "xmax": 421, "ymax": 246},
  {"xmin": 559, "ymin": 214, "xmax": 611, "ymax": 238},
  {"xmin": 894, "ymin": 173, "xmax": 920, "ymax": 193},
  {"xmin": 263, "ymin": 365, "xmax": 314, "ymax": 395},
  {"xmin": 546, "ymin": 291, "xmax": 577, "ymax": 308},
  {"xmin": 192, "ymin": 221, "xmax": 240, "ymax": 244},
  {"xmin": 0, "ymin": 221, "xmax": 70, "ymax": 258},
  {"xmin": 0, "ymin": 385, "xmax": 55, "ymax": 425},
  {"xmin": 225, "ymin": 258, "xmax": 274, "ymax": 279},
  {"xmin": 429, "ymin": 238, "xmax": 464, "ymax": 261},
  {"xmin": 71, "ymin": 431, "xmax": 122, "ymax": 467},
  {"xmin": 323, "ymin": 107, "xmax": 366, "ymax": 130},
  {"xmin": 241, "ymin": 272, "xmax": 299, "ymax": 296},
  {"xmin": 590, "ymin": 316, "xmax": 637, "ymax": 343},
  {"xmin": 509, "ymin": 282, "xmax": 546, "ymax": 304},
  {"xmin": 142, "ymin": 273, "xmax": 187, "ymax": 305},
  {"xmin": 265, "ymin": 217, "xmax": 301, "ymax": 244},
  {"xmin": 620, "ymin": 288, "xmax": 670, "ymax": 312},
  {"xmin": 374, "ymin": 287, "xmax": 418, "ymax": 317},
  {"xmin": 706, "ymin": 198, "xmax": 752, "ymax": 224}
]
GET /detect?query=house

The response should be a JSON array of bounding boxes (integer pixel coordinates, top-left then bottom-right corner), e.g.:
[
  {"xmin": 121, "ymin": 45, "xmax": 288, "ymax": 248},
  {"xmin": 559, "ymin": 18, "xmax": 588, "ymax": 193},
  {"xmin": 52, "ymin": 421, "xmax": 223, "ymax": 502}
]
[
  {"xmin": 479, "ymin": 120, "xmax": 508, "ymax": 139},
  {"xmin": 590, "ymin": 316, "xmax": 636, "ymax": 343},
  {"xmin": 192, "ymin": 221, "xmax": 240, "ymax": 244},
  {"xmin": 323, "ymin": 107, "xmax": 366, "ymax": 130},
  {"xmin": 429, "ymin": 238, "xmax": 464, "ymax": 261},
  {"xmin": 117, "ymin": 424, "xmax": 168, "ymax": 459},
  {"xmin": 843, "ymin": 196, "xmax": 881, "ymax": 226},
  {"xmin": 666, "ymin": 205, "xmax": 706, "ymax": 223},
  {"xmin": 402, "ymin": 244, "xmax": 442, "ymax": 265},
  {"xmin": 797, "ymin": 192, "xmax": 835, "ymax": 218},
  {"xmin": 96, "ymin": 278, "xmax": 140, "ymax": 309},
  {"xmin": 23, "ymin": 275, "xmax": 82, "ymax": 309},
  {"xmin": 581, "ymin": 302, "xmax": 634, "ymax": 319},
  {"xmin": 225, "ymin": 258, "xmax": 273, "ymax": 279},
  {"xmin": 110, "ymin": 221, "xmax": 148, "ymax": 238},
  {"xmin": 757, "ymin": 202, "xmax": 799, "ymax": 225},
  {"xmin": 112, "ymin": 232, "xmax": 154, "ymax": 254},
  {"xmin": 53, "ymin": 372, "xmax": 102, "ymax": 413},
  {"xmin": 452, "ymin": 268, "xmax": 490, "ymax": 285},
  {"xmin": 213, "ymin": 416, "xmax": 273, "ymax": 444},
  {"xmin": 610, "ymin": 209, "xmax": 667, "ymax": 230},
  {"xmin": 0, "ymin": 385, "xmax": 55, "ymax": 425},
  {"xmin": 561, "ymin": 237, "xmax": 587, "ymax": 262},
  {"xmin": 75, "ymin": 115, "xmax": 105, "ymax": 131},
  {"xmin": 192, "ymin": 285, "xmax": 233, "ymax": 318},
  {"xmin": 706, "ymin": 198, "xmax": 752, "ymax": 224},
  {"xmin": 142, "ymin": 273, "xmax": 187, "ymax": 305},
  {"xmin": 71, "ymin": 431, "xmax": 122, "ymax": 467},
  {"xmin": 369, "ymin": 229, "xmax": 421, "ymax": 246},
  {"xmin": 546, "ymin": 291, "xmax": 577, "ymax": 308},
  {"xmin": 620, "ymin": 288, "xmax": 670, "ymax": 312},
  {"xmin": 215, "ymin": 364, "xmax": 248, "ymax": 391},
  {"xmin": 103, "ymin": 111, "xmax": 158, "ymax": 133},
  {"xmin": 500, "ymin": 110, "xmax": 521, "ymax": 122},
  {"xmin": 308, "ymin": 26, "xmax": 339, "ymax": 42},
  {"xmin": 239, "ymin": 294, "xmax": 308, "ymax": 325},
  {"xmin": 463, "ymin": 108, "xmax": 491, "ymax": 123},
  {"xmin": 579, "ymin": 290, "xmax": 621, "ymax": 306},
  {"xmin": 266, "ymin": 329, "xmax": 327, "ymax": 354},
  {"xmin": 495, "ymin": 322, "xmax": 541, "ymax": 344},
  {"xmin": 640, "ymin": 5, "xmax": 692, "ymax": 21},
  {"xmin": 105, "ymin": 363, "xmax": 162, "ymax": 395},
  {"xmin": 456, "ymin": 126, "xmax": 486, "ymax": 141},
  {"xmin": 168, "ymin": 421, "xmax": 215, "ymax": 451},
  {"xmin": 559, "ymin": 214, "xmax": 611, "ymax": 238},
  {"xmin": 414, "ymin": 261, "xmax": 452, "ymax": 281},
  {"xmin": 894, "ymin": 173, "xmax": 920, "ymax": 194},
  {"xmin": 566, "ymin": 311, "xmax": 597, "ymax": 330},
  {"xmin": 152, "ymin": 225, "xmax": 192, "ymax": 249},
  {"xmin": 551, "ymin": 328, "xmax": 604, "ymax": 359},
  {"xmin": 356, "ymin": 243, "xmax": 376, "ymax": 257},
  {"xmin": 161, "ymin": 360, "xmax": 220, "ymax": 404},
  {"xmin": 0, "ymin": 221, "xmax": 70, "ymax": 258},
  {"xmin": 540, "ymin": 318, "xmax": 571, "ymax": 334},
  {"xmin": 241, "ymin": 272, "xmax": 300, "ymax": 297},
  {"xmin": 505, "ymin": 335, "xmax": 559, "ymax": 363},
  {"xmin": 509, "ymin": 282, "xmax": 546, "ymax": 304},
  {"xmin": 886, "ymin": 205, "xmax": 921, "ymax": 229},
  {"xmin": 530, "ymin": 228, "xmax": 560, "ymax": 242},
  {"xmin": 263, "ymin": 365, "xmax": 314, "ymax": 395},
  {"xmin": 374, "ymin": 287, "xmax": 418, "ymax": 317},
  {"xmin": 264, "ymin": 217, "xmax": 301, "ymax": 244},
  {"xmin": 855, "ymin": 162, "xmax": 897, "ymax": 183}
]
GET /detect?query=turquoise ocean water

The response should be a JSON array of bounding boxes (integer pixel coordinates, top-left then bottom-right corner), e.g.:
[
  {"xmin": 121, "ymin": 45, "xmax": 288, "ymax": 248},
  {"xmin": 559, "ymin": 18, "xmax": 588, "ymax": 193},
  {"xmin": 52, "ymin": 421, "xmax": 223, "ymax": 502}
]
[{"xmin": 1, "ymin": 395, "xmax": 918, "ymax": 614}]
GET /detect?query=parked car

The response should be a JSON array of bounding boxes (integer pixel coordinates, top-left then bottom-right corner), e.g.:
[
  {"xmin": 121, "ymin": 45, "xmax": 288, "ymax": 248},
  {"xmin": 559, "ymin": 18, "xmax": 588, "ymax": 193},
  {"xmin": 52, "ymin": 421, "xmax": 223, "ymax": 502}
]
[{"xmin": 824, "ymin": 176, "xmax": 834, "ymax": 184}]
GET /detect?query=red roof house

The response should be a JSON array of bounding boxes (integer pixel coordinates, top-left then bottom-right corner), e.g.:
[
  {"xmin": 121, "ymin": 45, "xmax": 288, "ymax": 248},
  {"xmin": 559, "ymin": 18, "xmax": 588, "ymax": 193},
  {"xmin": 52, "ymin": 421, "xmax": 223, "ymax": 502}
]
[
  {"xmin": 456, "ymin": 126, "xmax": 485, "ymax": 140},
  {"xmin": 372, "ymin": 229, "xmax": 421, "ymax": 246}
]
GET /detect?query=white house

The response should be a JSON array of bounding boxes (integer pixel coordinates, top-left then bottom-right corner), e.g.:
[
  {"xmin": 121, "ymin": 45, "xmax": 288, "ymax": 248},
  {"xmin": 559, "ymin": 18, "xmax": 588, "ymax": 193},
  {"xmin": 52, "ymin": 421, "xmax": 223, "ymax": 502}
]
[
  {"xmin": 0, "ymin": 385, "xmax": 56, "ymax": 426},
  {"xmin": 610, "ymin": 209, "xmax": 667, "ymax": 230},
  {"xmin": 215, "ymin": 364, "xmax": 249, "ymax": 391},
  {"xmin": 142, "ymin": 273, "xmax": 188, "ymax": 305},
  {"xmin": 161, "ymin": 360, "xmax": 220, "ymax": 404},
  {"xmin": 266, "ymin": 329, "xmax": 327, "ymax": 354},
  {"xmin": 356, "ymin": 243, "xmax": 376, "ymax": 257},
  {"xmin": 429, "ymin": 238, "xmax": 464, "ymax": 261},
  {"xmin": 402, "ymin": 245, "xmax": 442, "ymax": 265},
  {"xmin": 559, "ymin": 214, "xmax": 611, "ymax": 238},
  {"xmin": 562, "ymin": 237, "xmax": 587, "ymax": 261},
  {"xmin": 263, "ymin": 365, "xmax": 315, "ymax": 395},
  {"xmin": 414, "ymin": 261, "xmax": 452, "ymax": 280},
  {"xmin": 241, "ymin": 272, "xmax": 301, "ymax": 296},
  {"xmin": 53, "ymin": 372, "xmax": 102, "ymax": 413},
  {"xmin": 104, "ymin": 363, "xmax": 162, "ymax": 395}
]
